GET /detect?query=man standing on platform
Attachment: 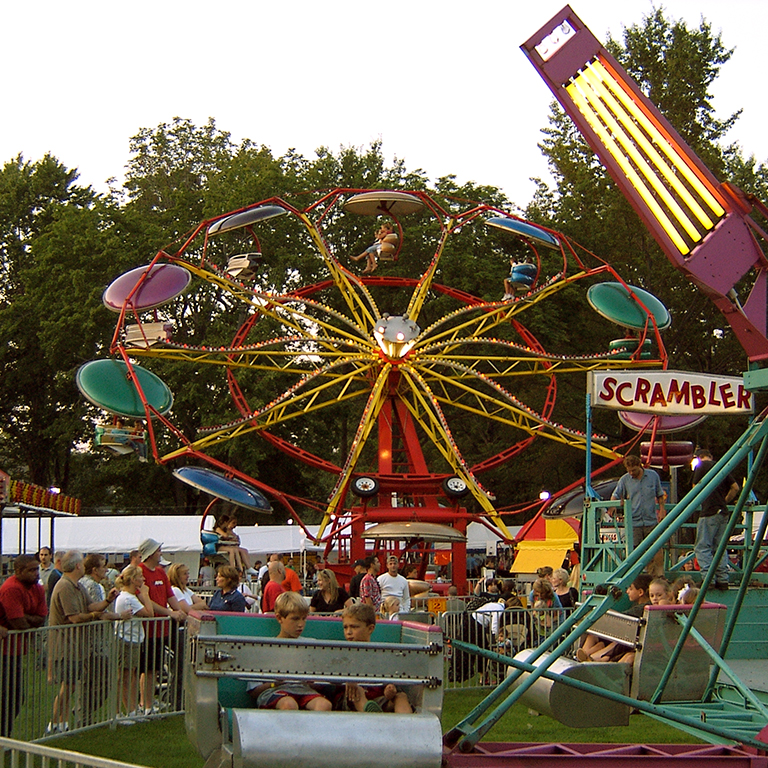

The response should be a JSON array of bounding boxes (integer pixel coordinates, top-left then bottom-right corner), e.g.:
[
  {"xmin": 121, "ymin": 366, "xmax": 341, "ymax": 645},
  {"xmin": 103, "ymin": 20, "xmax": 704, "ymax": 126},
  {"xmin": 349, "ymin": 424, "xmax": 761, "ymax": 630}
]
[
  {"xmin": 692, "ymin": 449, "xmax": 740, "ymax": 590},
  {"xmin": 377, "ymin": 556, "xmax": 410, "ymax": 615},
  {"xmin": 610, "ymin": 455, "xmax": 667, "ymax": 576}
]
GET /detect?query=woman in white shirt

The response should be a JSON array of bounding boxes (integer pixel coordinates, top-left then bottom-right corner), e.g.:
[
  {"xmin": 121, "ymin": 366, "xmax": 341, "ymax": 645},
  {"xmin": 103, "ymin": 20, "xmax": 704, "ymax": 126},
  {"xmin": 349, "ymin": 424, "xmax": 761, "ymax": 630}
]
[
  {"xmin": 114, "ymin": 565, "xmax": 153, "ymax": 715},
  {"xmin": 168, "ymin": 563, "xmax": 208, "ymax": 613}
]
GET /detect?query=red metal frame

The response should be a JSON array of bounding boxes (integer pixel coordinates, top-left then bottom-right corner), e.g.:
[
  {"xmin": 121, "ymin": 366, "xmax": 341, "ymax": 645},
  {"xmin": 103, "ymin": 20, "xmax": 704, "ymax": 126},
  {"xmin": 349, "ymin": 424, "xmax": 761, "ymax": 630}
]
[{"xmin": 446, "ymin": 742, "xmax": 768, "ymax": 767}]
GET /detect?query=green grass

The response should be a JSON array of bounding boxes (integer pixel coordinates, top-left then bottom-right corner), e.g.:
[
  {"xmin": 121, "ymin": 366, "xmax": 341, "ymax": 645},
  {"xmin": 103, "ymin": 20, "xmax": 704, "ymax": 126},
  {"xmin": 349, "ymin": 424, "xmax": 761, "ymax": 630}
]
[
  {"xmin": 50, "ymin": 714, "xmax": 202, "ymax": 768},
  {"xmin": 49, "ymin": 691, "xmax": 702, "ymax": 767},
  {"xmin": 440, "ymin": 689, "xmax": 704, "ymax": 744}
]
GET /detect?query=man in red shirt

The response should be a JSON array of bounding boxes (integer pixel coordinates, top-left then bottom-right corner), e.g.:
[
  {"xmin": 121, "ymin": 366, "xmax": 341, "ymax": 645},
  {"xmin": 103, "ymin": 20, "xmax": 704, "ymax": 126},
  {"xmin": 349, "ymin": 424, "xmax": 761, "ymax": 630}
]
[
  {"xmin": 260, "ymin": 553, "xmax": 304, "ymax": 596},
  {"xmin": 262, "ymin": 561, "xmax": 286, "ymax": 612},
  {"xmin": 137, "ymin": 539, "xmax": 185, "ymax": 713},
  {"xmin": 0, "ymin": 555, "xmax": 46, "ymax": 736}
]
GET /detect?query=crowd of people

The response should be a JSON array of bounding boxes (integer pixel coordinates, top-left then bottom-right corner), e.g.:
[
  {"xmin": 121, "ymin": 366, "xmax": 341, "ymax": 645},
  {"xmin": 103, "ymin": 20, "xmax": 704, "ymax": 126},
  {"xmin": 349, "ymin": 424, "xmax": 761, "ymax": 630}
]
[{"xmin": 0, "ymin": 536, "xmax": 446, "ymax": 734}]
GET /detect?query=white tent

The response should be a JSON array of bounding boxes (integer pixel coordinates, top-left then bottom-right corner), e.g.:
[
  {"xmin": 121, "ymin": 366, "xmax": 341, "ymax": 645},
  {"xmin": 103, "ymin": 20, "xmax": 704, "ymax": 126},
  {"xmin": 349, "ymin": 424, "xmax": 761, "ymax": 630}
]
[
  {"xmin": 1, "ymin": 515, "xmax": 516, "ymax": 561},
  {"xmin": 466, "ymin": 522, "xmax": 520, "ymax": 550},
  {"xmin": 0, "ymin": 516, "xmax": 323, "ymax": 558}
]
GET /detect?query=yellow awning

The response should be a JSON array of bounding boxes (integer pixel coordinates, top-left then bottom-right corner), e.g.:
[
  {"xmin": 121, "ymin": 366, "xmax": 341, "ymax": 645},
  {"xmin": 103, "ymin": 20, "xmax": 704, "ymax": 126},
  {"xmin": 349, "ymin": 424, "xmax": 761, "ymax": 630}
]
[{"xmin": 512, "ymin": 541, "xmax": 573, "ymax": 573}]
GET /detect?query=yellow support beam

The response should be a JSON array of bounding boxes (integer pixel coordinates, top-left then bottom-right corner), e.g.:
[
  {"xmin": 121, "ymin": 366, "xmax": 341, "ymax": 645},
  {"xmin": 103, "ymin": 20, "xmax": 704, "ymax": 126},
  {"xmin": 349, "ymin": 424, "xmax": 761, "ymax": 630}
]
[
  {"xmin": 405, "ymin": 224, "xmax": 454, "ymax": 320},
  {"xmin": 161, "ymin": 365, "xmax": 375, "ymax": 461},
  {"xmin": 317, "ymin": 364, "xmax": 393, "ymax": 539},
  {"xmin": 297, "ymin": 212, "xmax": 379, "ymax": 332},
  {"xmin": 398, "ymin": 367, "xmax": 513, "ymax": 538}
]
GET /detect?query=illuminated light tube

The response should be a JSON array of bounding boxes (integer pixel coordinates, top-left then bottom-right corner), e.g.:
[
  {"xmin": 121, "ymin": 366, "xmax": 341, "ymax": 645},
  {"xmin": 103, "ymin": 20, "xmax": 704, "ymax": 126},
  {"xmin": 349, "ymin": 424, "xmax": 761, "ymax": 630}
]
[
  {"xmin": 592, "ymin": 58, "xmax": 725, "ymax": 218},
  {"xmin": 572, "ymin": 70, "xmax": 703, "ymax": 242},
  {"xmin": 567, "ymin": 81, "xmax": 691, "ymax": 254},
  {"xmin": 579, "ymin": 64, "xmax": 715, "ymax": 231}
]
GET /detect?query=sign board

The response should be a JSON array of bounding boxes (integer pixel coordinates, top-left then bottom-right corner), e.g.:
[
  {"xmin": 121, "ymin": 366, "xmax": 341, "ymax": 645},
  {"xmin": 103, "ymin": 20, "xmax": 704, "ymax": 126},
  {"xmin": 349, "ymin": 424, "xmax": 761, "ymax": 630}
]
[
  {"xmin": 588, "ymin": 371, "xmax": 753, "ymax": 415},
  {"xmin": 600, "ymin": 527, "xmax": 622, "ymax": 543},
  {"xmin": 427, "ymin": 597, "xmax": 446, "ymax": 615}
]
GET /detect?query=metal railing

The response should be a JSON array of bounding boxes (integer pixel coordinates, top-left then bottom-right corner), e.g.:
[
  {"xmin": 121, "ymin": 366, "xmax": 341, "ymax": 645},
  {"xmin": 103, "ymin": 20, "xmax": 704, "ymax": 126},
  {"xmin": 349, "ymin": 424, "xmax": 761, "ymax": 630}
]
[
  {"xmin": 0, "ymin": 736, "xmax": 149, "ymax": 768},
  {"xmin": 0, "ymin": 617, "xmax": 183, "ymax": 742},
  {"xmin": 0, "ymin": 605, "xmax": 569, "ymax": 743},
  {"xmin": 440, "ymin": 606, "xmax": 574, "ymax": 689}
]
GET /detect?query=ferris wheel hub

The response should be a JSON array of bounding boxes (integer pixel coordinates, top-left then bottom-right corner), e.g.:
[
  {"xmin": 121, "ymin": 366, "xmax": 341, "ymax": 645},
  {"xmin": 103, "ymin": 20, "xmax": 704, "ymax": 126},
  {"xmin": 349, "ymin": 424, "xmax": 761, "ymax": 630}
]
[{"xmin": 373, "ymin": 315, "xmax": 420, "ymax": 359}]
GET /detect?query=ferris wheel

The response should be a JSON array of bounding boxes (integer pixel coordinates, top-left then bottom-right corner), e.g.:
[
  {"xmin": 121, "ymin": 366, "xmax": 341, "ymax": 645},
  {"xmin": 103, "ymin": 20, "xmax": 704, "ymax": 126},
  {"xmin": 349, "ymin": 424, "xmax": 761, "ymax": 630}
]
[{"xmin": 77, "ymin": 188, "xmax": 669, "ymax": 568}]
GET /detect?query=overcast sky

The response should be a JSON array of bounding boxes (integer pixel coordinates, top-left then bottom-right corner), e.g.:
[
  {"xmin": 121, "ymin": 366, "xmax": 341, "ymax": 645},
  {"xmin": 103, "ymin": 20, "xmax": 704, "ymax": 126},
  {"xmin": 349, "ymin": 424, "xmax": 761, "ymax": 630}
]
[{"xmin": 2, "ymin": 0, "xmax": 764, "ymax": 208}]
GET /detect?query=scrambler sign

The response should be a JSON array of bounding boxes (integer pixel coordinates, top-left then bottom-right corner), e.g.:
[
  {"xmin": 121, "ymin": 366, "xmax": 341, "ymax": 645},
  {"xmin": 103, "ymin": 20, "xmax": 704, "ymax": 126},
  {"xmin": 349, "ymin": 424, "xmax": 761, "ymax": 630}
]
[{"xmin": 588, "ymin": 370, "xmax": 753, "ymax": 415}]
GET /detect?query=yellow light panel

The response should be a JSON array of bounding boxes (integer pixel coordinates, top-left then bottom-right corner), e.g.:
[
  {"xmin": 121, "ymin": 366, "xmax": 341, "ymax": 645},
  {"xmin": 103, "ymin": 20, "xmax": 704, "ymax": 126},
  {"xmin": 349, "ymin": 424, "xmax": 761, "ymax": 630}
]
[
  {"xmin": 592, "ymin": 58, "xmax": 725, "ymax": 218},
  {"xmin": 579, "ymin": 65, "xmax": 716, "ymax": 231},
  {"xmin": 573, "ymin": 70, "xmax": 702, "ymax": 241},
  {"xmin": 566, "ymin": 81, "xmax": 691, "ymax": 254}
]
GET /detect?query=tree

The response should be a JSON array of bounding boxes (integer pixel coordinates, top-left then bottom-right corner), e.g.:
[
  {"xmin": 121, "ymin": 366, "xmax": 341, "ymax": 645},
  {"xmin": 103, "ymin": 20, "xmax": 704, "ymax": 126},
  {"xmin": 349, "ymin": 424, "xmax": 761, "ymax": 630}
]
[{"xmin": 0, "ymin": 155, "xmax": 126, "ymax": 488}]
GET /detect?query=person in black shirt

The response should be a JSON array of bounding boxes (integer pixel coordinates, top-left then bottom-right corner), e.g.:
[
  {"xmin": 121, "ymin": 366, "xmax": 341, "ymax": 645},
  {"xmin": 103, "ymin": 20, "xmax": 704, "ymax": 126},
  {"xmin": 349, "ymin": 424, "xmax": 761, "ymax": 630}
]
[
  {"xmin": 692, "ymin": 449, "xmax": 739, "ymax": 590},
  {"xmin": 348, "ymin": 560, "xmax": 366, "ymax": 599}
]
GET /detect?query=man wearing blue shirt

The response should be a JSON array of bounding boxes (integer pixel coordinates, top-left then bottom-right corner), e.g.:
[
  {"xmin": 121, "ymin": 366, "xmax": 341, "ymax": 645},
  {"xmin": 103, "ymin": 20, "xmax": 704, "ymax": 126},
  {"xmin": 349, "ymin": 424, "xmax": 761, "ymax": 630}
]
[{"xmin": 610, "ymin": 455, "xmax": 666, "ymax": 575}]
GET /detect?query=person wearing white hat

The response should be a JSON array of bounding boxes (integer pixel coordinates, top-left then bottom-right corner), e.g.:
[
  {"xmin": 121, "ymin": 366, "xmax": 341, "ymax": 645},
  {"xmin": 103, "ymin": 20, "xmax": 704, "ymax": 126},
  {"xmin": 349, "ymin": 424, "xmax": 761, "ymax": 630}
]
[{"xmin": 137, "ymin": 539, "xmax": 185, "ymax": 713}]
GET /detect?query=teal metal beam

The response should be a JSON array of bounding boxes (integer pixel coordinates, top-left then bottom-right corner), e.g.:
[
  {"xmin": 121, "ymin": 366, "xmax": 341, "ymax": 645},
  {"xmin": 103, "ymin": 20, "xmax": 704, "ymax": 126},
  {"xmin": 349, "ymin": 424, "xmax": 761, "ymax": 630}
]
[{"xmin": 448, "ymin": 640, "xmax": 768, "ymax": 751}]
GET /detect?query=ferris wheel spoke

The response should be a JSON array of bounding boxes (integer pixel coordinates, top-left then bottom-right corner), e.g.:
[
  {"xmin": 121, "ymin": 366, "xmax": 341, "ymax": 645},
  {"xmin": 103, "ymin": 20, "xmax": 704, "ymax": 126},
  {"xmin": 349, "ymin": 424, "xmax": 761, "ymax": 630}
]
[
  {"xmin": 128, "ymin": 338, "xmax": 375, "ymax": 375},
  {"xmin": 414, "ymin": 360, "xmax": 617, "ymax": 459},
  {"xmin": 318, "ymin": 364, "xmax": 393, "ymax": 539},
  {"xmin": 167, "ymin": 257, "xmax": 260, "ymax": 306},
  {"xmin": 179, "ymin": 255, "xmax": 373, "ymax": 343},
  {"xmin": 430, "ymin": 391, "xmax": 618, "ymax": 458},
  {"xmin": 397, "ymin": 367, "xmax": 513, "ymax": 538},
  {"xmin": 298, "ymin": 211, "xmax": 379, "ymax": 331},
  {"xmin": 232, "ymin": 361, "xmax": 377, "ymax": 431},
  {"xmin": 404, "ymin": 226, "xmax": 453, "ymax": 319},
  {"xmin": 396, "ymin": 367, "xmax": 485, "ymax": 490},
  {"xmin": 417, "ymin": 353, "xmax": 662, "ymax": 379},
  {"xmin": 161, "ymin": 363, "xmax": 376, "ymax": 461},
  {"xmin": 416, "ymin": 271, "xmax": 588, "ymax": 348},
  {"xmin": 267, "ymin": 294, "xmax": 372, "ymax": 342}
]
